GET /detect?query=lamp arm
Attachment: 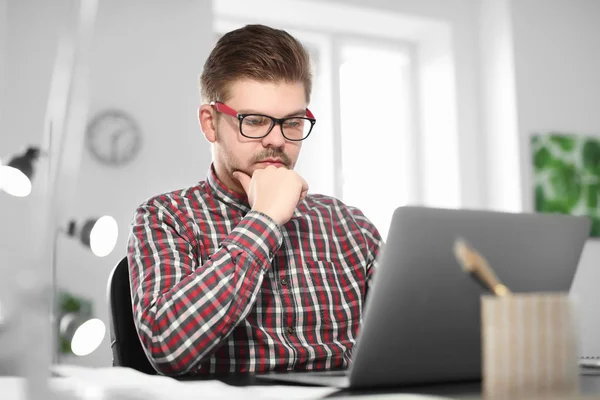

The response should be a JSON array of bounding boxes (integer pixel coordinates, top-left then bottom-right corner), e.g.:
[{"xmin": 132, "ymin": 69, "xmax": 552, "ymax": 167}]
[
  {"xmin": 50, "ymin": 226, "xmax": 61, "ymax": 365},
  {"xmin": 18, "ymin": 1, "xmax": 99, "ymax": 399}
]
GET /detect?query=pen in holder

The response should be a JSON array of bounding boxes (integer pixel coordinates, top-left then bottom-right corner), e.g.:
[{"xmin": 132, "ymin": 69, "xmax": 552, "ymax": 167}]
[
  {"xmin": 454, "ymin": 239, "xmax": 580, "ymax": 400},
  {"xmin": 453, "ymin": 238, "xmax": 511, "ymax": 297}
]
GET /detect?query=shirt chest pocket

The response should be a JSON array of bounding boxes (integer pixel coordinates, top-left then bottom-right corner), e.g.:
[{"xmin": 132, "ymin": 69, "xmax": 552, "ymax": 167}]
[{"xmin": 298, "ymin": 260, "xmax": 364, "ymax": 327}]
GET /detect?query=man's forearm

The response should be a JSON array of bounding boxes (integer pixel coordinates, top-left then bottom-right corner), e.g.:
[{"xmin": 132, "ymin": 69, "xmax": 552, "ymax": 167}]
[
  {"xmin": 130, "ymin": 209, "xmax": 282, "ymax": 375},
  {"xmin": 136, "ymin": 245, "xmax": 267, "ymax": 374}
]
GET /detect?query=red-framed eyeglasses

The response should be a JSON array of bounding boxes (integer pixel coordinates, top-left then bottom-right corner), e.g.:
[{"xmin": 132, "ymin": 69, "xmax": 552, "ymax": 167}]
[{"xmin": 210, "ymin": 101, "xmax": 316, "ymax": 141}]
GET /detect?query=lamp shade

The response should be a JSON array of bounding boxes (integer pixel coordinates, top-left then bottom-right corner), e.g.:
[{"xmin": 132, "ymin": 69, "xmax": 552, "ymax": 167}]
[
  {"xmin": 0, "ymin": 147, "xmax": 40, "ymax": 197},
  {"xmin": 8, "ymin": 147, "xmax": 39, "ymax": 179},
  {"xmin": 69, "ymin": 216, "xmax": 119, "ymax": 257},
  {"xmin": 59, "ymin": 313, "xmax": 105, "ymax": 357},
  {"xmin": 0, "ymin": 166, "xmax": 32, "ymax": 197},
  {"xmin": 70, "ymin": 318, "xmax": 106, "ymax": 356}
]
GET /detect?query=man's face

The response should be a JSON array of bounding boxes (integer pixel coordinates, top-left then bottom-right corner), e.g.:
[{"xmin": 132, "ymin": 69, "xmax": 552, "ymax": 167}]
[{"xmin": 205, "ymin": 79, "xmax": 307, "ymax": 194}]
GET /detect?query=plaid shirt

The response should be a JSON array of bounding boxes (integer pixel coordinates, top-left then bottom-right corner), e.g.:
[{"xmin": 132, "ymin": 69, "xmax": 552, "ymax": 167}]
[{"xmin": 127, "ymin": 165, "xmax": 383, "ymax": 376}]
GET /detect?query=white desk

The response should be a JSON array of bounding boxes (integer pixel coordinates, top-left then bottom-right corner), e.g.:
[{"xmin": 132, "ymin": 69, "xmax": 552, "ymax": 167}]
[
  {"xmin": 0, "ymin": 366, "xmax": 451, "ymax": 400},
  {"xmin": 5, "ymin": 366, "xmax": 600, "ymax": 400}
]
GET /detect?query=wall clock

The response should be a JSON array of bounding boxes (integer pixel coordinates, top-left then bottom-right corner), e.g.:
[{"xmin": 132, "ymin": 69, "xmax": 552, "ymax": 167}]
[{"xmin": 86, "ymin": 109, "xmax": 142, "ymax": 166}]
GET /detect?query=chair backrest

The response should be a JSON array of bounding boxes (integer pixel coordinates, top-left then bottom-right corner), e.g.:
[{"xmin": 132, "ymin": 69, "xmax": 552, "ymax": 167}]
[{"xmin": 107, "ymin": 256, "xmax": 156, "ymax": 374}]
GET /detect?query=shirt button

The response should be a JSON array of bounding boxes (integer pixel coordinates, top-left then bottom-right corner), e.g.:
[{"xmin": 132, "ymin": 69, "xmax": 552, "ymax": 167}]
[
  {"xmin": 281, "ymin": 278, "xmax": 287, "ymax": 286},
  {"xmin": 287, "ymin": 327, "xmax": 294, "ymax": 334}
]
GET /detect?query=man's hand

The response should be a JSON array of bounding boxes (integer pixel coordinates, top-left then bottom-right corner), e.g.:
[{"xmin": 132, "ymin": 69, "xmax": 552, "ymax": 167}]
[{"xmin": 233, "ymin": 166, "xmax": 308, "ymax": 225}]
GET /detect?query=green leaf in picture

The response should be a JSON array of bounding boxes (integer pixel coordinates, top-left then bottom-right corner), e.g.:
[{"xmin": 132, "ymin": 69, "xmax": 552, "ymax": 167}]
[
  {"xmin": 549, "ymin": 134, "xmax": 576, "ymax": 152},
  {"xmin": 587, "ymin": 183, "xmax": 600, "ymax": 210},
  {"xmin": 534, "ymin": 146, "xmax": 553, "ymax": 170},
  {"xmin": 531, "ymin": 135, "xmax": 540, "ymax": 148},
  {"xmin": 582, "ymin": 139, "xmax": 600, "ymax": 174},
  {"xmin": 589, "ymin": 217, "xmax": 600, "ymax": 238},
  {"xmin": 549, "ymin": 163, "xmax": 581, "ymax": 211},
  {"xmin": 535, "ymin": 185, "xmax": 546, "ymax": 212},
  {"xmin": 548, "ymin": 157, "xmax": 568, "ymax": 171},
  {"xmin": 540, "ymin": 199, "xmax": 570, "ymax": 214}
]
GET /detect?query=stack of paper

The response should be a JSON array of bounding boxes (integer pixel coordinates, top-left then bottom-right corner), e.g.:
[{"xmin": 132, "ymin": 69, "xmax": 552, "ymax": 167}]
[{"xmin": 51, "ymin": 365, "xmax": 340, "ymax": 400}]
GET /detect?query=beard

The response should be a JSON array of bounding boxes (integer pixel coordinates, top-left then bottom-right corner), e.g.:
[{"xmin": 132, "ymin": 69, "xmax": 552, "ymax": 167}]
[
  {"xmin": 217, "ymin": 145, "xmax": 295, "ymax": 189},
  {"xmin": 213, "ymin": 124, "xmax": 296, "ymax": 194}
]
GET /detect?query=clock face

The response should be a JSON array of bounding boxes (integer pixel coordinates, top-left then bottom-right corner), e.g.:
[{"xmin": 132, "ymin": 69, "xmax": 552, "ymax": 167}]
[{"xmin": 86, "ymin": 110, "xmax": 142, "ymax": 166}]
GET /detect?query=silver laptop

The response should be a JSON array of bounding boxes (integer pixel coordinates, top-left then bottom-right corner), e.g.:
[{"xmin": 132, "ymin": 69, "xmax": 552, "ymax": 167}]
[{"xmin": 256, "ymin": 206, "xmax": 591, "ymax": 389}]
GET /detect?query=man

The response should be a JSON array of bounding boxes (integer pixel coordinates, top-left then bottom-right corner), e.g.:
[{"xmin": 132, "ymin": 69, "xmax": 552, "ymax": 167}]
[{"xmin": 128, "ymin": 24, "xmax": 383, "ymax": 376}]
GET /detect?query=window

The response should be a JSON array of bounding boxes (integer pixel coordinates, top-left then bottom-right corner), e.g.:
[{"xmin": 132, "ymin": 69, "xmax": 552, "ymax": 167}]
[
  {"xmin": 214, "ymin": 20, "xmax": 420, "ymax": 239},
  {"xmin": 213, "ymin": 0, "xmax": 464, "ymax": 237},
  {"xmin": 338, "ymin": 42, "xmax": 415, "ymax": 239}
]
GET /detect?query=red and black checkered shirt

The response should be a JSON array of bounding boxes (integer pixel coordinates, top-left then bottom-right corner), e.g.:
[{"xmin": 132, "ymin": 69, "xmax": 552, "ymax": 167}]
[{"xmin": 127, "ymin": 165, "xmax": 383, "ymax": 376}]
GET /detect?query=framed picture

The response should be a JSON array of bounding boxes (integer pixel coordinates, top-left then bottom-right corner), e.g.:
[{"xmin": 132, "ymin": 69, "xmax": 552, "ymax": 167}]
[{"xmin": 531, "ymin": 132, "xmax": 600, "ymax": 237}]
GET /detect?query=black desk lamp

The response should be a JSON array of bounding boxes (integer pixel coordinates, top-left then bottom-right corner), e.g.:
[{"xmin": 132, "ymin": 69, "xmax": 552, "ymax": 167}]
[
  {"xmin": 1, "ymin": 144, "xmax": 119, "ymax": 362},
  {"xmin": 58, "ymin": 291, "xmax": 105, "ymax": 358},
  {"xmin": 51, "ymin": 215, "xmax": 119, "ymax": 362},
  {"xmin": 0, "ymin": 146, "xmax": 41, "ymax": 197},
  {"xmin": 66, "ymin": 216, "xmax": 119, "ymax": 258}
]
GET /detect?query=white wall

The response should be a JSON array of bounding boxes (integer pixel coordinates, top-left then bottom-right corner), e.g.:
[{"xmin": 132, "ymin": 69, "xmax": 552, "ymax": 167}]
[
  {"xmin": 508, "ymin": 0, "xmax": 600, "ymax": 357},
  {"xmin": 479, "ymin": 0, "xmax": 521, "ymax": 212},
  {"xmin": 0, "ymin": 0, "xmax": 6, "ymax": 137},
  {"xmin": 417, "ymin": 24, "xmax": 461, "ymax": 208},
  {"xmin": 1, "ymin": 0, "xmax": 213, "ymax": 367},
  {"xmin": 0, "ymin": 0, "xmax": 70, "ymax": 255},
  {"xmin": 60, "ymin": 0, "xmax": 213, "ymax": 367},
  {"xmin": 0, "ymin": 4, "xmax": 74, "ymax": 366},
  {"xmin": 512, "ymin": 0, "xmax": 600, "ymax": 214},
  {"xmin": 0, "ymin": 0, "xmax": 73, "ymax": 375}
]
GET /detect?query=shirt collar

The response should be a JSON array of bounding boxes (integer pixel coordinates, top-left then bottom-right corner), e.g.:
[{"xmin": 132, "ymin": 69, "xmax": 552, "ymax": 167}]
[{"xmin": 206, "ymin": 164, "xmax": 251, "ymax": 213}]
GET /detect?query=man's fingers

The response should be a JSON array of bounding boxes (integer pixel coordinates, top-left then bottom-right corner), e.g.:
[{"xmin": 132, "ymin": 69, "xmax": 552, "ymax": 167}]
[
  {"xmin": 300, "ymin": 177, "xmax": 309, "ymax": 193},
  {"xmin": 232, "ymin": 171, "xmax": 251, "ymax": 194},
  {"xmin": 299, "ymin": 177, "xmax": 309, "ymax": 201},
  {"xmin": 300, "ymin": 189, "xmax": 308, "ymax": 201}
]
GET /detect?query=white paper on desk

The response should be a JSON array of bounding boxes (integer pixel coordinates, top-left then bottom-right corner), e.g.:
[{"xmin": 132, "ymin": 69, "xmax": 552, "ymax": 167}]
[
  {"xmin": 182, "ymin": 381, "xmax": 339, "ymax": 400},
  {"xmin": 1, "ymin": 373, "xmax": 459, "ymax": 400},
  {"xmin": 0, "ymin": 377, "xmax": 25, "ymax": 400},
  {"xmin": 52, "ymin": 365, "xmax": 340, "ymax": 400},
  {"xmin": 181, "ymin": 381, "xmax": 453, "ymax": 400},
  {"xmin": 52, "ymin": 365, "xmax": 245, "ymax": 400},
  {"xmin": 0, "ymin": 377, "xmax": 80, "ymax": 400}
]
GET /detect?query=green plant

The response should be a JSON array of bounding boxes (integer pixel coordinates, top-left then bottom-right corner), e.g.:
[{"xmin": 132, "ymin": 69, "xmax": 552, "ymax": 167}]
[
  {"xmin": 57, "ymin": 290, "xmax": 93, "ymax": 354},
  {"xmin": 531, "ymin": 133, "xmax": 600, "ymax": 237}
]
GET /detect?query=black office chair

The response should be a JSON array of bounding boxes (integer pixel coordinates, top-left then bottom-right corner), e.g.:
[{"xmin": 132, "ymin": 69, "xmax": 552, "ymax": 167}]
[{"xmin": 107, "ymin": 256, "xmax": 157, "ymax": 374}]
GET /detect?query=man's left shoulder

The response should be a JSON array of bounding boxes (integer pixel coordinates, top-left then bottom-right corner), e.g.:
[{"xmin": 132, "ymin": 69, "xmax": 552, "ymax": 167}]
[
  {"xmin": 304, "ymin": 193, "xmax": 347, "ymax": 210},
  {"xmin": 302, "ymin": 194, "xmax": 382, "ymax": 252},
  {"xmin": 303, "ymin": 193, "xmax": 369, "ymax": 221}
]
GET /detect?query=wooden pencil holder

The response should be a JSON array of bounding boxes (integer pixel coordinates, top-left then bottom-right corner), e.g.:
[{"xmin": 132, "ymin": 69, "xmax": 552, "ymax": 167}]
[{"xmin": 481, "ymin": 293, "xmax": 580, "ymax": 400}]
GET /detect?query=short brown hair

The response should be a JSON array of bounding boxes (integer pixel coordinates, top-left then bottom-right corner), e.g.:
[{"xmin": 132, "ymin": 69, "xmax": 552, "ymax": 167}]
[{"xmin": 200, "ymin": 24, "xmax": 312, "ymax": 104}]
